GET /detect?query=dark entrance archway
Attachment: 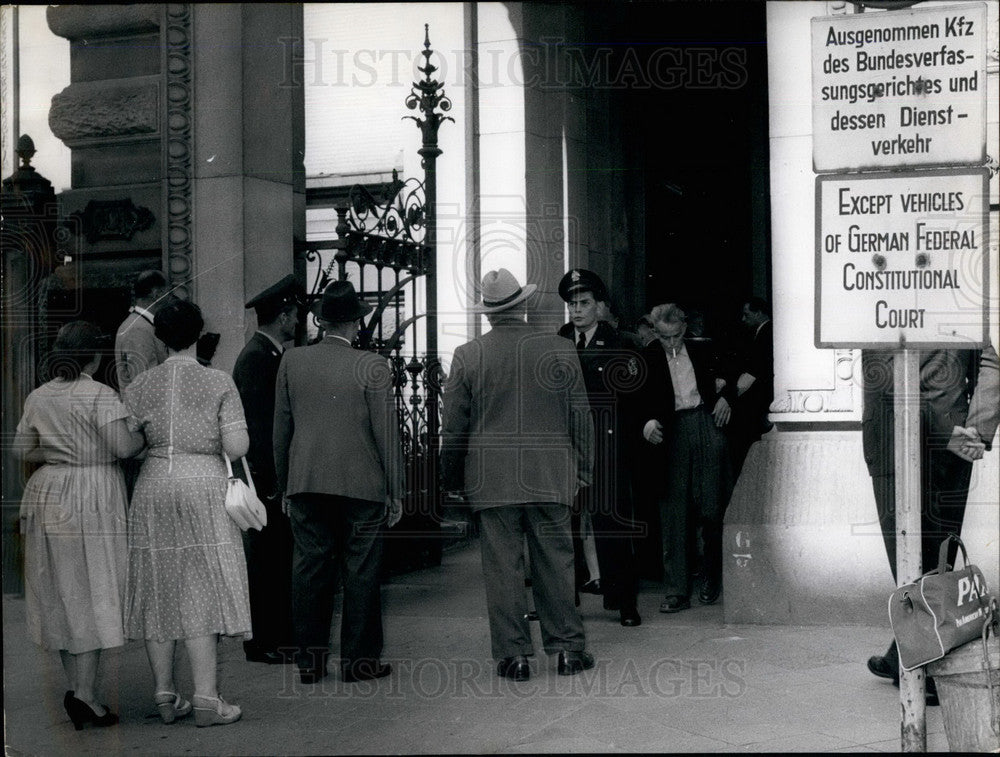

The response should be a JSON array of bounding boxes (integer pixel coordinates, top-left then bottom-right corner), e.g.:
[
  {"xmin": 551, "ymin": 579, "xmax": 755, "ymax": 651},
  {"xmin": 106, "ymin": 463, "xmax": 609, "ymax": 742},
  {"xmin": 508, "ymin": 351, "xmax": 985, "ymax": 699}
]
[{"xmin": 591, "ymin": 1, "xmax": 771, "ymax": 340}]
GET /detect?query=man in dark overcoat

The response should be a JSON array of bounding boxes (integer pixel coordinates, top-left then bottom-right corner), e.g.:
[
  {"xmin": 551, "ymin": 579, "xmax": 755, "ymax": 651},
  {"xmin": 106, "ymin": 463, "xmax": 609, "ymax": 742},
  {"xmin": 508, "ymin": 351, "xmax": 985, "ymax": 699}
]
[
  {"xmin": 233, "ymin": 274, "xmax": 302, "ymax": 664},
  {"xmin": 637, "ymin": 303, "xmax": 737, "ymax": 613},
  {"xmin": 557, "ymin": 269, "xmax": 642, "ymax": 627},
  {"xmin": 274, "ymin": 281, "xmax": 403, "ymax": 684},
  {"xmin": 728, "ymin": 297, "xmax": 774, "ymax": 475},
  {"xmin": 442, "ymin": 268, "xmax": 595, "ymax": 681}
]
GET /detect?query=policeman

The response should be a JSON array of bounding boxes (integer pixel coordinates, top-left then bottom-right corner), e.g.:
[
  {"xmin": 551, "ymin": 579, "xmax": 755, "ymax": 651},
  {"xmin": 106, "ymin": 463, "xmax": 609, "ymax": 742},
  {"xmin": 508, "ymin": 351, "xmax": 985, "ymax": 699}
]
[
  {"xmin": 233, "ymin": 274, "xmax": 304, "ymax": 663},
  {"xmin": 558, "ymin": 269, "xmax": 642, "ymax": 627}
]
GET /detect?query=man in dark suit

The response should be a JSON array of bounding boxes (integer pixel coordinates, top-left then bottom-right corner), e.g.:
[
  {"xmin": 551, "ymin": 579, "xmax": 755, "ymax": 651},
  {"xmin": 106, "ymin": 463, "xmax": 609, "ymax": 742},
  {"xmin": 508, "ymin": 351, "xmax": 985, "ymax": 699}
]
[
  {"xmin": 557, "ymin": 269, "xmax": 642, "ymax": 627},
  {"xmin": 442, "ymin": 268, "xmax": 595, "ymax": 681},
  {"xmin": 729, "ymin": 297, "xmax": 774, "ymax": 475},
  {"xmin": 862, "ymin": 346, "xmax": 999, "ymax": 693},
  {"xmin": 274, "ymin": 281, "xmax": 403, "ymax": 684},
  {"xmin": 638, "ymin": 303, "xmax": 736, "ymax": 613},
  {"xmin": 233, "ymin": 275, "xmax": 303, "ymax": 664}
]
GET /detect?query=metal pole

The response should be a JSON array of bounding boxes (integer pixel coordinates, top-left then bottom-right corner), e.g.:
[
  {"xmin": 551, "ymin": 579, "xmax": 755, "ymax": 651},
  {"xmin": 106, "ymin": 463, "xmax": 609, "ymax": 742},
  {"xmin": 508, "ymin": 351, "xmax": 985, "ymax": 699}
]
[{"xmin": 895, "ymin": 348, "xmax": 925, "ymax": 752}]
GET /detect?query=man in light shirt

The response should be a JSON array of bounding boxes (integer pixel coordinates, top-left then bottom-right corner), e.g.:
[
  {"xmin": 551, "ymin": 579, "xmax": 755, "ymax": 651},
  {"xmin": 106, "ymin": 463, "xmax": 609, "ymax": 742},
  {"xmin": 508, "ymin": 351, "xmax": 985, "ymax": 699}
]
[
  {"xmin": 637, "ymin": 303, "xmax": 736, "ymax": 613},
  {"xmin": 115, "ymin": 270, "xmax": 169, "ymax": 392}
]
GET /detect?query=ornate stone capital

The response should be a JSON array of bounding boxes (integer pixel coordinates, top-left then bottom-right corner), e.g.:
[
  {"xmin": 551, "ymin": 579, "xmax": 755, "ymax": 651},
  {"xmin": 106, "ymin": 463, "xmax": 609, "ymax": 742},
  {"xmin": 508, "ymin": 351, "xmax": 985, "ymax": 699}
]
[
  {"xmin": 769, "ymin": 349, "xmax": 862, "ymax": 421},
  {"xmin": 47, "ymin": 5, "xmax": 160, "ymax": 40},
  {"xmin": 49, "ymin": 78, "xmax": 160, "ymax": 145}
]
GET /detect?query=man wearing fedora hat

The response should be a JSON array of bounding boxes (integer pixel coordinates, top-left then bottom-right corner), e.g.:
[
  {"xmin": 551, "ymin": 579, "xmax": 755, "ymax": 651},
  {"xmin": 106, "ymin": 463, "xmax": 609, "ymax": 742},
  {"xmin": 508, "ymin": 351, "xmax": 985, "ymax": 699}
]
[
  {"xmin": 273, "ymin": 280, "xmax": 404, "ymax": 684},
  {"xmin": 233, "ymin": 274, "xmax": 304, "ymax": 665},
  {"xmin": 442, "ymin": 268, "xmax": 596, "ymax": 680}
]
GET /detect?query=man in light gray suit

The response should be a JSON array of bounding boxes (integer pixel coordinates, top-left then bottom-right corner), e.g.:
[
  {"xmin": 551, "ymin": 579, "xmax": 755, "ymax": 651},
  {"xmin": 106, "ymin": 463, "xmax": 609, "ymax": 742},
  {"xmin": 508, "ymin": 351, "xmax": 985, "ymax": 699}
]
[
  {"xmin": 442, "ymin": 268, "xmax": 596, "ymax": 681},
  {"xmin": 273, "ymin": 281, "xmax": 403, "ymax": 685}
]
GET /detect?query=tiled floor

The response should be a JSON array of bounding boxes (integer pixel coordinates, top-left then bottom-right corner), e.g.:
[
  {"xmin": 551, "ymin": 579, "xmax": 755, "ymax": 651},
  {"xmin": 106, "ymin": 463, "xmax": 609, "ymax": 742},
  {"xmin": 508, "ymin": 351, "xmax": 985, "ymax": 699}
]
[{"xmin": 3, "ymin": 540, "xmax": 952, "ymax": 754}]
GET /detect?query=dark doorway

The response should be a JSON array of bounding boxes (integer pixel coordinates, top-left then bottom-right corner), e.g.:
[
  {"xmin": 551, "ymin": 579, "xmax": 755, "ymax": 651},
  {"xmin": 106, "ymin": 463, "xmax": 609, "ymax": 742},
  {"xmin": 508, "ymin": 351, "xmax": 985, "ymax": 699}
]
[{"xmin": 591, "ymin": 1, "xmax": 771, "ymax": 342}]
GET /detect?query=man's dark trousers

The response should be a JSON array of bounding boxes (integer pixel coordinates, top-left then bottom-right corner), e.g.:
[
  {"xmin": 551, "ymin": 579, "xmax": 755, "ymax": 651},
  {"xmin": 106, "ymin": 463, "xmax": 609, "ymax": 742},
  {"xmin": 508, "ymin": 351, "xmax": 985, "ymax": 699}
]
[
  {"xmin": 660, "ymin": 408, "xmax": 733, "ymax": 597},
  {"xmin": 287, "ymin": 493, "xmax": 386, "ymax": 672},
  {"xmin": 871, "ymin": 433, "xmax": 972, "ymax": 582}
]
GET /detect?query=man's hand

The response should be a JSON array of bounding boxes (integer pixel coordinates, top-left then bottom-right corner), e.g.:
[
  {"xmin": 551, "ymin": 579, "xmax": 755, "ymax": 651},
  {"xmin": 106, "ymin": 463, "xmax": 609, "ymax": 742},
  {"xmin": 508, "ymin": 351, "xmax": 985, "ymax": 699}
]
[
  {"xmin": 947, "ymin": 426, "xmax": 985, "ymax": 462},
  {"xmin": 736, "ymin": 372, "xmax": 756, "ymax": 396},
  {"xmin": 386, "ymin": 497, "xmax": 403, "ymax": 528},
  {"xmin": 282, "ymin": 495, "xmax": 292, "ymax": 516},
  {"xmin": 712, "ymin": 397, "xmax": 732, "ymax": 428},
  {"xmin": 644, "ymin": 419, "xmax": 664, "ymax": 445}
]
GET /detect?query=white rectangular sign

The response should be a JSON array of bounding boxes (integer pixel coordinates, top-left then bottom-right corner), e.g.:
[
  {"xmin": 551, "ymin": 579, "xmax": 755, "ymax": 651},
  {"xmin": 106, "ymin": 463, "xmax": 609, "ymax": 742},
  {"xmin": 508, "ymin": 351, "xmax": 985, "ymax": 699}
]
[
  {"xmin": 815, "ymin": 170, "xmax": 989, "ymax": 349},
  {"xmin": 812, "ymin": 3, "xmax": 986, "ymax": 172}
]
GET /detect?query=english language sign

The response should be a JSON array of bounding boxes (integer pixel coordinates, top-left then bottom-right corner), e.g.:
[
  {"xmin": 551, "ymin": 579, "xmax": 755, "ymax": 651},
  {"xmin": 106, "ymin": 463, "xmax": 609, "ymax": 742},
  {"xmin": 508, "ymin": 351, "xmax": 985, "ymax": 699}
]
[
  {"xmin": 811, "ymin": 3, "xmax": 986, "ymax": 172},
  {"xmin": 815, "ymin": 169, "xmax": 988, "ymax": 349}
]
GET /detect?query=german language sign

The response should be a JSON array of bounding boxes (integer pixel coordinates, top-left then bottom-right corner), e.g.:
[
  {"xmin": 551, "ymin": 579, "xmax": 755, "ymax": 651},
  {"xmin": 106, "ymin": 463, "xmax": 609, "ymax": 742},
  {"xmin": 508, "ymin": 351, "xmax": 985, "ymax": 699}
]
[
  {"xmin": 815, "ymin": 169, "xmax": 988, "ymax": 349},
  {"xmin": 812, "ymin": 3, "xmax": 986, "ymax": 172}
]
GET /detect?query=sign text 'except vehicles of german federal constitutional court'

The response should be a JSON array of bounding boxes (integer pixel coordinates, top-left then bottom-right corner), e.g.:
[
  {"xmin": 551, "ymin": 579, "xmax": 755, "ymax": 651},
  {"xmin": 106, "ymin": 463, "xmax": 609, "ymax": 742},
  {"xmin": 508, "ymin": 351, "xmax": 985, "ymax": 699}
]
[{"xmin": 815, "ymin": 169, "xmax": 988, "ymax": 349}]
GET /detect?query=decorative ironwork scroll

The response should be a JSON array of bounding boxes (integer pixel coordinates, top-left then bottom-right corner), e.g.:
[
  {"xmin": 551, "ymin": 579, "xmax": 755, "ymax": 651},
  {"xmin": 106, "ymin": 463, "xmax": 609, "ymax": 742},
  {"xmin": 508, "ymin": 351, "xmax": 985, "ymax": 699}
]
[{"xmin": 296, "ymin": 27, "xmax": 454, "ymax": 574}]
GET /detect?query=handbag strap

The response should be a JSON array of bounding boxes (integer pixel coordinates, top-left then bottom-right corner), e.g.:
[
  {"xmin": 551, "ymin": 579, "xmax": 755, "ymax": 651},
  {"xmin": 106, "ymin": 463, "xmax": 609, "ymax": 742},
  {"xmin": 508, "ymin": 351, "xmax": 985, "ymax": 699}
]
[
  {"xmin": 222, "ymin": 454, "xmax": 256, "ymax": 497},
  {"xmin": 936, "ymin": 533, "xmax": 969, "ymax": 574}
]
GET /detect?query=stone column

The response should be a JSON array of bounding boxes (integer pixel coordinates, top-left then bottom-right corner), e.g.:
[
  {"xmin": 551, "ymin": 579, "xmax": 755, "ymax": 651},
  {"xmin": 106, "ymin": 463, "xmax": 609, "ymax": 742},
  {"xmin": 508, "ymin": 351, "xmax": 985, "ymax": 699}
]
[
  {"xmin": 46, "ymin": 4, "xmax": 304, "ymax": 371},
  {"xmin": 190, "ymin": 4, "xmax": 305, "ymax": 369},
  {"xmin": 724, "ymin": 1, "xmax": 999, "ymax": 625}
]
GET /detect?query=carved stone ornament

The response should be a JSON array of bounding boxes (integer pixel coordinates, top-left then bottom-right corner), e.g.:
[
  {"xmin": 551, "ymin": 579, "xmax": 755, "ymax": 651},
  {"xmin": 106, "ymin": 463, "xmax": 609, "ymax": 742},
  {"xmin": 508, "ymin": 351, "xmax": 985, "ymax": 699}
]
[
  {"xmin": 69, "ymin": 199, "xmax": 155, "ymax": 244},
  {"xmin": 49, "ymin": 78, "xmax": 160, "ymax": 144}
]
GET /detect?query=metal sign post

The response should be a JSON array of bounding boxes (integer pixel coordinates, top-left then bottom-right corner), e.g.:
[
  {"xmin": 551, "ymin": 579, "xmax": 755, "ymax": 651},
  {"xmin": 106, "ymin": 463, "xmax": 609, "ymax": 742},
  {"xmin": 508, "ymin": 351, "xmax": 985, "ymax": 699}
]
[{"xmin": 894, "ymin": 349, "xmax": 924, "ymax": 752}]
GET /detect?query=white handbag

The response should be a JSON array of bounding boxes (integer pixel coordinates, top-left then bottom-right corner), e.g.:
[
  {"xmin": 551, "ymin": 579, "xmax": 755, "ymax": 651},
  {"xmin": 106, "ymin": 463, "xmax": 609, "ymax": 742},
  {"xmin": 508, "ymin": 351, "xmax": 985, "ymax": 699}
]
[{"xmin": 223, "ymin": 455, "xmax": 267, "ymax": 531}]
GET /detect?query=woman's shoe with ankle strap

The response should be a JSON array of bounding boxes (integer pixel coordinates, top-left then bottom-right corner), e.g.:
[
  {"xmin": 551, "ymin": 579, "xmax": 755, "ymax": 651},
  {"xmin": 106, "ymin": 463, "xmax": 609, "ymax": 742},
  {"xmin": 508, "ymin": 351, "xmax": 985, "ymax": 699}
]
[
  {"xmin": 154, "ymin": 691, "xmax": 192, "ymax": 724},
  {"xmin": 192, "ymin": 694, "xmax": 241, "ymax": 727}
]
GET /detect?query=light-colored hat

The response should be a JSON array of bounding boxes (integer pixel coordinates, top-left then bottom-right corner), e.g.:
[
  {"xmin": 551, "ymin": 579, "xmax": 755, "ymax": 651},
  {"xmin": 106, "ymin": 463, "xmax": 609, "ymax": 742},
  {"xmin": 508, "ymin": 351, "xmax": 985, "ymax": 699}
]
[{"xmin": 475, "ymin": 268, "xmax": 537, "ymax": 313}]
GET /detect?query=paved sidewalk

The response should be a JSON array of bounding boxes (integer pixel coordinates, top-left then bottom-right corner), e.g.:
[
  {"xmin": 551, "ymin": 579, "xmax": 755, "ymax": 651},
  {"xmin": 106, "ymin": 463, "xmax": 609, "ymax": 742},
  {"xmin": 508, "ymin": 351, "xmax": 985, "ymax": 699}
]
[{"xmin": 3, "ymin": 540, "xmax": 947, "ymax": 754}]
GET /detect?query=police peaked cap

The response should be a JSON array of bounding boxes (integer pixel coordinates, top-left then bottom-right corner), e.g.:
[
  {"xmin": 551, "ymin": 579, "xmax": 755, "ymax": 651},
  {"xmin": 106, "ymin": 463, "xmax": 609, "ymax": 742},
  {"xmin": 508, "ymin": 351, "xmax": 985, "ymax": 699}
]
[
  {"xmin": 558, "ymin": 269, "xmax": 608, "ymax": 303},
  {"xmin": 245, "ymin": 274, "xmax": 305, "ymax": 320}
]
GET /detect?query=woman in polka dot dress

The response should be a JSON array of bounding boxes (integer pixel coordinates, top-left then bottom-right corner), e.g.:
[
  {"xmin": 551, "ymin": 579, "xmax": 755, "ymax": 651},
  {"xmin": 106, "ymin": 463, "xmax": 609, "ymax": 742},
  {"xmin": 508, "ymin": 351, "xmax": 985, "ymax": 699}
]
[{"xmin": 123, "ymin": 299, "xmax": 251, "ymax": 727}]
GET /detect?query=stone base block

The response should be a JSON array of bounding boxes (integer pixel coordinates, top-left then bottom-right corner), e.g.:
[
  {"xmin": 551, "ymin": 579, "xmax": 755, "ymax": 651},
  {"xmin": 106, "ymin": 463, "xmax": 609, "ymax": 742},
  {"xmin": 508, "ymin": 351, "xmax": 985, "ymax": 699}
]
[{"xmin": 723, "ymin": 427, "xmax": 999, "ymax": 626}]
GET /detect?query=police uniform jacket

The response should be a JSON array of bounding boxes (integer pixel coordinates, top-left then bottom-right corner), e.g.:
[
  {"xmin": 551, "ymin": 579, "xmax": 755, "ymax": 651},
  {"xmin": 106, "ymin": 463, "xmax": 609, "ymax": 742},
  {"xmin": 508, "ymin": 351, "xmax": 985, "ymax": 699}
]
[
  {"xmin": 233, "ymin": 332, "xmax": 283, "ymax": 499},
  {"xmin": 442, "ymin": 318, "xmax": 594, "ymax": 510}
]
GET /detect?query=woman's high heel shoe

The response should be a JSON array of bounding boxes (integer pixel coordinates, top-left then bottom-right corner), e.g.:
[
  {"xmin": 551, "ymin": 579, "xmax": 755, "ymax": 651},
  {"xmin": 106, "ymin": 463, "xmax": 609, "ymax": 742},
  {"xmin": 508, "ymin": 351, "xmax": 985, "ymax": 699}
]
[
  {"xmin": 154, "ymin": 691, "xmax": 192, "ymax": 724},
  {"xmin": 192, "ymin": 694, "xmax": 241, "ymax": 727},
  {"xmin": 65, "ymin": 696, "xmax": 118, "ymax": 731}
]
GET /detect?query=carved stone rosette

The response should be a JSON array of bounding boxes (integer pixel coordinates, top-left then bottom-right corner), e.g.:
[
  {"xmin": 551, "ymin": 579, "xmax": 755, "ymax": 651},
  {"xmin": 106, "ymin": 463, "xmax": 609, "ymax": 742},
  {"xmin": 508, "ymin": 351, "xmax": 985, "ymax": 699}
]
[{"xmin": 164, "ymin": 4, "xmax": 193, "ymax": 300}]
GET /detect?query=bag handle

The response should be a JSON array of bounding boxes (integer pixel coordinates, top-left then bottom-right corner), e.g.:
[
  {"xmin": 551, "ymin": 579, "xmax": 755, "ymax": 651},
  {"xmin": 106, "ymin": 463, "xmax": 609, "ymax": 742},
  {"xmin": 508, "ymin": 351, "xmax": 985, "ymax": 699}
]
[
  {"xmin": 223, "ymin": 455, "xmax": 258, "ymax": 497},
  {"xmin": 936, "ymin": 533, "xmax": 969, "ymax": 574},
  {"xmin": 982, "ymin": 598, "xmax": 999, "ymax": 737}
]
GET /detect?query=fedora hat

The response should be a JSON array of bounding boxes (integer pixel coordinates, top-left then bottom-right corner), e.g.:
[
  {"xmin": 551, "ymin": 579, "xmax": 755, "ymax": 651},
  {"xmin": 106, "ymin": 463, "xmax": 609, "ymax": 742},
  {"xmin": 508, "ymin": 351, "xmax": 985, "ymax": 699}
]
[
  {"xmin": 475, "ymin": 269, "xmax": 537, "ymax": 313},
  {"xmin": 311, "ymin": 281, "xmax": 373, "ymax": 323}
]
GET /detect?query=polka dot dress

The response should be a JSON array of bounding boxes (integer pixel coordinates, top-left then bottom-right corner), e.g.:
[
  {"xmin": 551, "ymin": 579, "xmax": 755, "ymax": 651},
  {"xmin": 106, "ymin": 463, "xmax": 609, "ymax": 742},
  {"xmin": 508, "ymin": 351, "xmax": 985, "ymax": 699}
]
[{"xmin": 123, "ymin": 356, "xmax": 252, "ymax": 641}]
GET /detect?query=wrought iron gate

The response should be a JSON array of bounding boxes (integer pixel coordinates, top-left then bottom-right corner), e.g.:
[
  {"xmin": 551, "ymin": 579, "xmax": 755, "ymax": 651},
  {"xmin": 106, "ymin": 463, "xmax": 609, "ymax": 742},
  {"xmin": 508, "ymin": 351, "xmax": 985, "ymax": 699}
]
[{"xmin": 294, "ymin": 27, "xmax": 453, "ymax": 574}]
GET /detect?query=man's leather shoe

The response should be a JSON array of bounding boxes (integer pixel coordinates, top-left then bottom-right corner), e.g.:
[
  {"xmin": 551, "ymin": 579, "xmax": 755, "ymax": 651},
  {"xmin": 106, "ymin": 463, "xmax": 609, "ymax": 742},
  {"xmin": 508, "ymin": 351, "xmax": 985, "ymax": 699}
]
[
  {"xmin": 866, "ymin": 653, "xmax": 898, "ymax": 683},
  {"xmin": 698, "ymin": 580, "xmax": 721, "ymax": 605},
  {"xmin": 342, "ymin": 662, "xmax": 392, "ymax": 683},
  {"xmin": 580, "ymin": 579, "xmax": 602, "ymax": 595},
  {"xmin": 659, "ymin": 596, "xmax": 691, "ymax": 613},
  {"xmin": 246, "ymin": 649, "xmax": 288, "ymax": 665},
  {"xmin": 298, "ymin": 667, "xmax": 328, "ymax": 684},
  {"xmin": 620, "ymin": 607, "xmax": 641, "ymax": 627},
  {"xmin": 557, "ymin": 650, "xmax": 595, "ymax": 675},
  {"xmin": 496, "ymin": 655, "xmax": 530, "ymax": 681},
  {"xmin": 525, "ymin": 610, "xmax": 540, "ymax": 621}
]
